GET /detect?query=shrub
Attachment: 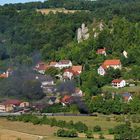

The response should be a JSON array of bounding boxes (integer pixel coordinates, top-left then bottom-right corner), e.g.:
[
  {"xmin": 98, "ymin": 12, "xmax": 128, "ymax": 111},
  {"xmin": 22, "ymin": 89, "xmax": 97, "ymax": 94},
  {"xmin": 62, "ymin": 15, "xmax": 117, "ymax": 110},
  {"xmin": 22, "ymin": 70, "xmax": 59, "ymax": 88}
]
[
  {"xmin": 114, "ymin": 116, "xmax": 125, "ymax": 122},
  {"xmin": 93, "ymin": 125, "xmax": 101, "ymax": 132},
  {"xmin": 113, "ymin": 123, "xmax": 133, "ymax": 140},
  {"xmin": 86, "ymin": 130, "xmax": 94, "ymax": 139},
  {"xmin": 108, "ymin": 128, "xmax": 114, "ymax": 134},
  {"xmin": 56, "ymin": 129, "xmax": 78, "ymax": 137},
  {"xmin": 131, "ymin": 115, "xmax": 140, "ymax": 123},
  {"xmin": 99, "ymin": 133, "xmax": 105, "ymax": 139},
  {"xmin": 74, "ymin": 121, "xmax": 88, "ymax": 132},
  {"xmin": 7, "ymin": 115, "xmax": 88, "ymax": 133}
]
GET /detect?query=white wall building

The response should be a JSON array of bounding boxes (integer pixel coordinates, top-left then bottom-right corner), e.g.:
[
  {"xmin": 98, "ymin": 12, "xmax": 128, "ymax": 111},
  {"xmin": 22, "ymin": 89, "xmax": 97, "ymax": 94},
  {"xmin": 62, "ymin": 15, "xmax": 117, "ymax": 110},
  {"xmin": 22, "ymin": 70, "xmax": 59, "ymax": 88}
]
[
  {"xmin": 98, "ymin": 59, "xmax": 122, "ymax": 76},
  {"xmin": 112, "ymin": 79, "xmax": 126, "ymax": 88}
]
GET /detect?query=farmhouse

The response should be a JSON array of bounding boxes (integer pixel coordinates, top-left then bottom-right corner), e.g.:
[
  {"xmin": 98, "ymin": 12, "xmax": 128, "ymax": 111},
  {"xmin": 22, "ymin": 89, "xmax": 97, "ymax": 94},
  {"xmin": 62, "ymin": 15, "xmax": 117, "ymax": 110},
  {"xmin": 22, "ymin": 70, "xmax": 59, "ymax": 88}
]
[
  {"xmin": 34, "ymin": 62, "xmax": 49, "ymax": 74},
  {"xmin": 0, "ymin": 73, "xmax": 8, "ymax": 78},
  {"xmin": 72, "ymin": 65, "xmax": 82, "ymax": 74},
  {"xmin": 61, "ymin": 95, "xmax": 72, "ymax": 106},
  {"xmin": 57, "ymin": 60, "xmax": 72, "ymax": 69},
  {"xmin": 122, "ymin": 93, "xmax": 132, "ymax": 102},
  {"xmin": 98, "ymin": 59, "xmax": 122, "ymax": 75},
  {"xmin": 96, "ymin": 48, "xmax": 106, "ymax": 56},
  {"xmin": 0, "ymin": 68, "xmax": 13, "ymax": 79},
  {"xmin": 63, "ymin": 65, "xmax": 82, "ymax": 80},
  {"xmin": 0, "ymin": 99, "xmax": 29, "ymax": 112},
  {"xmin": 112, "ymin": 79, "xmax": 126, "ymax": 88},
  {"xmin": 63, "ymin": 69, "xmax": 74, "ymax": 80},
  {"xmin": 49, "ymin": 60, "xmax": 72, "ymax": 69}
]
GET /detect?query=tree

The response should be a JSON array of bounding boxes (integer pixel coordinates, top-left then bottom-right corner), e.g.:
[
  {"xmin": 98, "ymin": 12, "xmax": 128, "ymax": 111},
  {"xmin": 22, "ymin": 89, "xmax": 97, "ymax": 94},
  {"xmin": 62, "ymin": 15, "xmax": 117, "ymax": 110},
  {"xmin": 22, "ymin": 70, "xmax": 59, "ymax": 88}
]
[
  {"xmin": 74, "ymin": 121, "xmax": 88, "ymax": 132},
  {"xmin": 129, "ymin": 97, "xmax": 140, "ymax": 114},
  {"xmin": 93, "ymin": 125, "xmax": 102, "ymax": 132},
  {"xmin": 114, "ymin": 123, "xmax": 133, "ymax": 140},
  {"xmin": 86, "ymin": 130, "xmax": 94, "ymax": 139},
  {"xmin": 130, "ymin": 66, "xmax": 140, "ymax": 81},
  {"xmin": 105, "ymin": 68, "xmax": 122, "ymax": 81},
  {"xmin": 56, "ymin": 129, "xmax": 78, "ymax": 137},
  {"xmin": 45, "ymin": 67, "xmax": 59, "ymax": 78}
]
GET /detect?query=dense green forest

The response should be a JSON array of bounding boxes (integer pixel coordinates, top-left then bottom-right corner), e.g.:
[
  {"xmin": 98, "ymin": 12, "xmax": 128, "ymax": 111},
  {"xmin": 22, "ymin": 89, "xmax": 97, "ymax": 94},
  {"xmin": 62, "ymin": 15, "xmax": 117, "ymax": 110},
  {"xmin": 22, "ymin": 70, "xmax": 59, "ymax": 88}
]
[
  {"xmin": 2, "ymin": 0, "xmax": 140, "ymax": 22},
  {"xmin": 0, "ymin": 0, "xmax": 140, "ymax": 104}
]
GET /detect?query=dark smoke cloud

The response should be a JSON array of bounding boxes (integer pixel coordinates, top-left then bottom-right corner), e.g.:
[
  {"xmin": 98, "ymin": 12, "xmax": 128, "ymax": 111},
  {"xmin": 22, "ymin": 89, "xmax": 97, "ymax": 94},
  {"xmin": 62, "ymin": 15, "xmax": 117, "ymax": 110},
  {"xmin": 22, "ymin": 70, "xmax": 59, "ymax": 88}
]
[{"xmin": 56, "ymin": 80, "xmax": 76, "ymax": 95}]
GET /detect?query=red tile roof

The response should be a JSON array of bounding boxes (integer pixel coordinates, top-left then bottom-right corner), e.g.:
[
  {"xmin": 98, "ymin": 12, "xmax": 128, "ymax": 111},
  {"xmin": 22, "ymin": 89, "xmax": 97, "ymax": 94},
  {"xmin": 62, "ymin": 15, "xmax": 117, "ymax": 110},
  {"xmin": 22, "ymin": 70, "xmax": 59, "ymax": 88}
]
[
  {"xmin": 64, "ymin": 69, "xmax": 74, "ymax": 74},
  {"xmin": 61, "ymin": 95, "xmax": 72, "ymax": 103},
  {"xmin": 3, "ymin": 99, "xmax": 22, "ymax": 106},
  {"xmin": 35, "ymin": 62, "xmax": 49, "ymax": 71},
  {"xmin": 49, "ymin": 61, "xmax": 57, "ymax": 66},
  {"xmin": 101, "ymin": 59, "xmax": 121, "ymax": 69},
  {"xmin": 72, "ymin": 66, "xmax": 82, "ymax": 74},
  {"xmin": 96, "ymin": 48, "xmax": 106, "ymax": 54},
  {"xmin": 64, "ymin": 67, "xmax": 81, "ymax": 76},
  {"xmin": 0, "ymin": 73, "xmax": 8, "ymax": 78},
  {"xmin": 112, "ymin": 79, "xmax": 123, "ymax": 83}
]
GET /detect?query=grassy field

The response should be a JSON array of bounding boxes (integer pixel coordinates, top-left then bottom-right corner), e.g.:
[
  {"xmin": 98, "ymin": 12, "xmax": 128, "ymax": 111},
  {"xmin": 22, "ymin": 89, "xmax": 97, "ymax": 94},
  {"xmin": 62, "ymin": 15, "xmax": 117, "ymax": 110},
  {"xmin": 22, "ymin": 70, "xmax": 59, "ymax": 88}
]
[
  {"xmin": 0, "ymin": 116, "xmax": 116, "ymax": 140},
  {"xmin": 1, "ymin": 115, "xmax": 140, "ymax": 140},
  {"xmin": 48, "ymin": 115, "xmax": 121, "ymax": 130},
  {"xmin": 0, "ymin": 128, "xmax": 39, "ymax": 140},
  {"xmin": 37, "ymin": 8, "xmax": 80, "ymax": 15},
  {"xmin": 0, "ymin": 118, "xmax": 59, "ymax": 140},
  {"xmin": 102, "ymin": 85, "xmax": 140, "ymax": 93}
]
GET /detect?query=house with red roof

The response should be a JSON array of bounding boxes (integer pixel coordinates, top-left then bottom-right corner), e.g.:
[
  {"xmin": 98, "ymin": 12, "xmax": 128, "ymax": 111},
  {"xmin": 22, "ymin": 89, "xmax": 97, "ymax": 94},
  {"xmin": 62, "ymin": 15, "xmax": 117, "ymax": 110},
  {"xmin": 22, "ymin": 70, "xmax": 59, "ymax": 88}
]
[
  {"xmin": 0, "ymin": 68, "xmax": 13, "ymax": 79},
  {"xmin": 63, "ymin": 69, "xmax": 74, "ymax": 80},
  {"xmin": 0, "ymin": 73, "xmax": 8, "ymax": 78},
  {"xmin": 72, "ymin": 66, "xmax": 82, "ymax": 74},
  {"xmin": 98, "ymin": 59, "xmax": 122, "ymax": 75},
  {"xmin": 57, "ymin": 60, "xmax": 72, "ymax": 69},
  {"xmin": 34, "ymin": 62, "xmax": 49, "ymax": 74},
  {"xmin": 49, "ymin": 60, "xmax": 72, "ymax": 69},
  {"xmin": 112, "ymin": 79, "xmax": 126, "ymax": 88},
  {"xmin": 96, "ymin": 48, "xmax": 106, "ymax": 56},
  {"xmin": 0, "ymin": 99, "xmax": 29, "ymax": 112},
  {"xmin": 63, "ymin": 65, "xmax": 82, "ymax": 80},
  {"xmin": 61, "ymin": 95, "xmax": 72, "ymax": 106}
]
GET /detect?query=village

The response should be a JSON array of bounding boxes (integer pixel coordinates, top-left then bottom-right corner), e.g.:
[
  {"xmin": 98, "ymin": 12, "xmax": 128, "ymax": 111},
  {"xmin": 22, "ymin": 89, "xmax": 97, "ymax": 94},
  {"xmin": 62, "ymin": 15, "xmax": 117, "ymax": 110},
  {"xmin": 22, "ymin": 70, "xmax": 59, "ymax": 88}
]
[
  {"xmin": 0, "ymin": 22, "xmax": 137, "ymax": 114},
  {"xmin": 1, "ymin": 0, "xmax": 140, "ymax": 139},
  {"xmin": 0, "ymin": 51, "xmax": 135, "ymax": 113}
]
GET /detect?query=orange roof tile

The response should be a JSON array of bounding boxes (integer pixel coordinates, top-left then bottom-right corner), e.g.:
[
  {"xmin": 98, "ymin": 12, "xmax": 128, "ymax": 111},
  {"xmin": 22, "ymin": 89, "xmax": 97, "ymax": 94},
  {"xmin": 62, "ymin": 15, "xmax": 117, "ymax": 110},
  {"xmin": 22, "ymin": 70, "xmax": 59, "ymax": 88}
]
[
  {"xmin": 50, "ymin": 61, "xmax": 57, "ymax": 66},
  {"xmin": 0, "ymin": 73, "xmax": 8, "ymax": 78},
  {"xmin": 72, "ymin": 66, "xmax": 82, "ymax": 73},
  {"xmin": 35, "ymin": 62, "xmax": 49, "ymax": 71},
  {"xmin": 112, "ymin": 79, "xmax": 123, "ymax": 83},
  {"xmin": 96, "ymin": 48, "xmax": 106, "ymax": 54},
  {"xmin": 64, "ymin": 68, "xmax": 74, "ymax": 73},
  {"xmin": 61, "ymin": 95, "xmax": 72, "ymax": 103},
  {"xmin": 101, "ymin": 59, "xmax": 121, "ymax": 69},
  {"xmin": 3, "ymin": 99, "xmax": 22, "ymax": 106}
]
